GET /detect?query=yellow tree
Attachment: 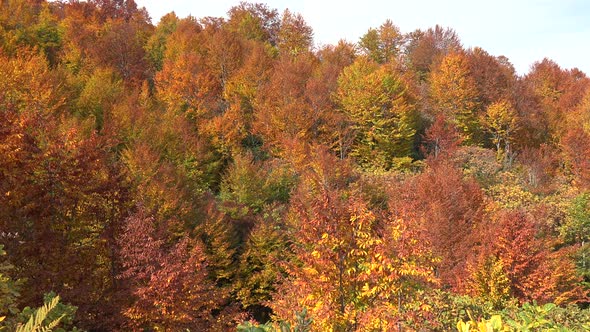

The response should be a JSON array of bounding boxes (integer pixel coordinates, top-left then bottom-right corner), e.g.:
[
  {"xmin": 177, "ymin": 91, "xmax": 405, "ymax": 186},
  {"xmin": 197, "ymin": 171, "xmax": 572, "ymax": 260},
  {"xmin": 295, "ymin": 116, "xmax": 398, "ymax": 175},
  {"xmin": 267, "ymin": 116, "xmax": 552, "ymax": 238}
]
[
  {"xmin": 430, "ymin": 51, "xmax": 481, "ymax": 144},
  {"xmin": 482, "ymin": 99, "xmax": 519, "ymax": 162}
]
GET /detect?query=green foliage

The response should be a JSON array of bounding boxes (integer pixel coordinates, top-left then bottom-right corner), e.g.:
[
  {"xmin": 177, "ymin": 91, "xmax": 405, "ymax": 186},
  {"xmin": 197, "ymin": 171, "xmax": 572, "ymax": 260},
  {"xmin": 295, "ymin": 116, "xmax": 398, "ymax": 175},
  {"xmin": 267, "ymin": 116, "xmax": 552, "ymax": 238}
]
[
  {"xmin": 15, "ymin": 295, "xmax": 63, "ymax": 332},
  {"xmin": 559, "ymin": 192, "xmax": 590, "ymax": 281},
  {"xmin": 13, "ymin": 293, "xmax": 80, "ymax": 332},
  {"xmin": 237, "ymin": 309, "xmax": 312, "ymax": 332},
  {"xmin": 145, "ymin": 12, "xmax": 179, "ymax": 71},
  {"xmin": 457, "ymin": 314, "xmax": 506, "ymax": 332},
  {"xmin": 451, "ymin": 300, "xmax": 590, "ymax": 332},
  {"xmin": 405, "ymin": 290, "xmax": 498, "ymax": 331},
  {"xmin": 235, "ymin": 208, "xmax": 290, "ymax": 309},
  {"xmin": 359, "ymin": 20, "xmax": 403, "ymax": 64},
  {"xmin": 15, "ymin": 293, "xmax": 80, "ymax": 332},
  {"xmin": 336, "ymin": 57, "xmax": 418, "ymax": 169},
  {"xmin": 76, "ymin": 68, "xmax": 123, "ymax": 130},
  {"xmin": 0, "ymin": 244, "xmax": 22, "ymax": 320},
  {"xmin": 220, "ymin": 154, "xmax": 296, "ymax": 217}
]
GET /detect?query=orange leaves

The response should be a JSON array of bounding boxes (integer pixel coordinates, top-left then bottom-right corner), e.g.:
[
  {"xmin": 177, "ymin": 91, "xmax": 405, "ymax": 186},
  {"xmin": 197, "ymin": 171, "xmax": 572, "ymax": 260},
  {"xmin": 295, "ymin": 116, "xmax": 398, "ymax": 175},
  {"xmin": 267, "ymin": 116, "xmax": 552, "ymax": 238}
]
[{"xmin": 272, "ymin": 159, "xmax": 436, "ymax": 330}]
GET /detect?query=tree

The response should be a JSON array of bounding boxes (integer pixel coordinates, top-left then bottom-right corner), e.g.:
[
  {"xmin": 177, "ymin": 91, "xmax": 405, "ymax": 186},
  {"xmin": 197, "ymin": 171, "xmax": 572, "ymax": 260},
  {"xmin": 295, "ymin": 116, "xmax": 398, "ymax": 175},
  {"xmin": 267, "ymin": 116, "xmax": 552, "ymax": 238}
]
[
  {"xmin": 466, "ymin": 47, "xmax": 516, "ymax": 108},
  {"xmin": 118, "ymin": 207, "xmax": 241, "ymax": 330},
  {"xmin": 482, "ymin": 99, "xmax": 519, "ymax": 163},
  {"xmin": 234, "ymin": 207, "xmax": 291, "ymax": 322},
  {"xmin": 276, "ymin": 9, "xmax": 313, "ymax": 56},
  {"xmin": 466, "ymin": 255, "xmax": 512, "ymax": 308},
  {"xmin": 227, "ymin": 2, "xmax": 280, "ymax": 45},
  {"xmin": 155, "ymin": 17, "xmax": 222, "ymax": 121},
  {"xmin": 252, "ymin": 52, "xmax": 317, "ymax": 156},
  {"xmin": 523, "ymin": 59, "xmax": 589, "ymax": 142},
  {"xmin": 487, "ymin": 211, "xmax": 584, "ymax": 304},
  {"xmin": 560, "ymin": 193, "xmax": 590, "ymax": 282},
  {"xmin": 359, "ymin": 20, "xmax": 403, "ymax": 64},
  {"xmin": 145, "ymin": 12, "xmax": 179, "ymax": 71},
  {"xmin": 421, "ymin": 114, "xmax": 462, "ymax": 160},
  {"xmin": 401, "ymin": 161, "xmax": 486, "ymax": 290},
  {"xmin": 430, "ymin": 51, "xmax": 481, "ymax": 144},
  {"xmin": 404, "ymin": 25, "xmax": 462, "ymax": 78},
  {"xmin": 562, "ymin": 127, "xmax": 590, "ymax": 189},
  {"xmin": 336, "ymin": 57, "xmax": 418, "ymax": 169}
]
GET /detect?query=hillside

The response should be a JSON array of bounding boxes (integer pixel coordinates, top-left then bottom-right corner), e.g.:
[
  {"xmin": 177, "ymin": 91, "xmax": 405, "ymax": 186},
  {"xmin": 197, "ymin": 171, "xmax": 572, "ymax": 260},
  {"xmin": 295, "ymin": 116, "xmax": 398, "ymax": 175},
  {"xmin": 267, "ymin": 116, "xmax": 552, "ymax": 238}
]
[{"xmin": 1, "ymin": 1, "xmax": 590, "ymax": 331}]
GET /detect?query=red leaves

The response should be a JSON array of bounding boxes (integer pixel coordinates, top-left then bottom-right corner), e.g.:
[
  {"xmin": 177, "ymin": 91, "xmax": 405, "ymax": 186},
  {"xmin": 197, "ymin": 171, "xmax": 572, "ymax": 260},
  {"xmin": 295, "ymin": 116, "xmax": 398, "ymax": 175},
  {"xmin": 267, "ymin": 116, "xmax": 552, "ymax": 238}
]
[
  {"xmin": 484, "ymin": 211, "xmax": 585, "ymax": 304},
  {"xmin": 562, "ymin": 127, "xmax": 590, "ymax": 189},
  {"xmin": 403, "ymin": 161, "xmax": 485, "ymax": 290},
  {"xmin": 118, "ymin": 206, "xmax": 243, "ymax": 330}
]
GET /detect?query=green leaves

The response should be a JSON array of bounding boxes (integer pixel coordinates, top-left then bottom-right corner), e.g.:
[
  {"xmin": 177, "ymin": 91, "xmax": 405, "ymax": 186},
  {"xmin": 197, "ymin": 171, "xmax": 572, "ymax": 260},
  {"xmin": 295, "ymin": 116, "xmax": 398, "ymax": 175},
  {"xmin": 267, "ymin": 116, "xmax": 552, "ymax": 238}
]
[
  {"xmin": 336, "ymin": 57, "xmax": 418, "ymax": 169},
  {"xmin": 15, "ymin": 295, "xmax": 63, "ymax": 332}
]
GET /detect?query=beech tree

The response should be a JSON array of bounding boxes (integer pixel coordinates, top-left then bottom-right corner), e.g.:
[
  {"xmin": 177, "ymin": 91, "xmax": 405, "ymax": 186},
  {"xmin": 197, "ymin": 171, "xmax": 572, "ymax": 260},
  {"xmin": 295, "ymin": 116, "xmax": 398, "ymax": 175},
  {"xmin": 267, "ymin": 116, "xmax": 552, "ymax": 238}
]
[
  {"xmin": 359, "ymin": 20, "xmax": 404, "ymax": 64},
  {"xmin": 118, "ymin": 207, "xmax": 242, "ymax": 330},
  {"xmin": 482, "ymin": 99, "xmax": 519, "ymax": 162},
  {"xmin": 429, "ymin": 51, "xmax": 481, "ymax": 144},
  {"xmin": 336, "ymin": 56, "xmax": 418, "ymax": 169}
]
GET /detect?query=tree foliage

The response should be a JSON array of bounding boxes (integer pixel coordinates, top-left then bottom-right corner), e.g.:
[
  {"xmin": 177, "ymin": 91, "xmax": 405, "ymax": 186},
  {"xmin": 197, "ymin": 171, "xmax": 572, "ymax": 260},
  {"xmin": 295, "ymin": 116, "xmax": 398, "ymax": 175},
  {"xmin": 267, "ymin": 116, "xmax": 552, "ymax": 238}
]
[{"xmin": 1, "ymin": 2, "xmax": 589, "ymax": 330}]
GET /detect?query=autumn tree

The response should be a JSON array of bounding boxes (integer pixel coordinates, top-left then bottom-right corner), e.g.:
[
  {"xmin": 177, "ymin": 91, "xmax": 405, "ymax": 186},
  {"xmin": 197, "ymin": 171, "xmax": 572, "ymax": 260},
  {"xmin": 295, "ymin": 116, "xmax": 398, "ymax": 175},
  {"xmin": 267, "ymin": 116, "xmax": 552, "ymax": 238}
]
[
  {"xmin": 401, "ymin": 161, "xmax": 486, "ymax": 290},
  {"xmin": 421, "ymin": 114, "xmax": 462, "ymax": 160},
  {"xmin": 430, "ymin": 51, "xmax": 482, "ymax": 144},
  {"xmin": 359, "ymin": 19, "xmax": 403, "ymax": 64},
  {"xmin": 482, "ymin": 99, "xmax": 519, "ymax": 163},
  {"xmin": 485, "ymin": 211, "xmax": 584, "ymax": 304},
  {"xmin": 207, "ymin": 39, "xmax": 273, "ymax": 154},
  {"xmin": 466, "ymin": 47, "xmax": 516, "ymax": 108},
  {"xmin": 562, "ymin": 127, "xmax": 590, "ymax": 189},
  {"xmin": 308, "ymin": 41, "xmax": 357, "ymax": 157},
  {"xmin": 155, "ymin": 17, "xmax": 222, "ymax": 121},
  {"xmin": 336, "ymin": 56, "xmax": 418, "ymax": 169},
  {"xmin": 144, "ymin": 12, "xmax": 179, "ymax": 71},
  {"xmin": 118, "ymin": 207, "xmax": 242, "ymax": 330},
  {"xmin": 226, "ymin": 2, "xmax": 280, "ymax": 45},
  {"xmin": 404, "ymin": 25, "xmax": 462, "ymax": 78},
  {"xmin": 271, "ymin": 150, "xmax": 436, "ymax": 330},
  {"xmin": 252, "ymin": 52, "xmax": 317, "ymax": 156},
  {"xmin": 523, "ymin": 59, "xmax": 589, "ymax": 142},
  {"xmin": 276, "ymin": 9, "xmax": 313, "ymax": 56}
]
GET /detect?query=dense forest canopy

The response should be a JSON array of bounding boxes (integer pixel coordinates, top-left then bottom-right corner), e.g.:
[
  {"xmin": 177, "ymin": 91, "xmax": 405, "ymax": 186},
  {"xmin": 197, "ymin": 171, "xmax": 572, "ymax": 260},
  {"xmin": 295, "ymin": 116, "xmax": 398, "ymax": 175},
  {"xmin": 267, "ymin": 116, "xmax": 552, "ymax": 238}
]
[{"xmin": 1, "ymin": 0, "xmax": 590, "ymax": 331}]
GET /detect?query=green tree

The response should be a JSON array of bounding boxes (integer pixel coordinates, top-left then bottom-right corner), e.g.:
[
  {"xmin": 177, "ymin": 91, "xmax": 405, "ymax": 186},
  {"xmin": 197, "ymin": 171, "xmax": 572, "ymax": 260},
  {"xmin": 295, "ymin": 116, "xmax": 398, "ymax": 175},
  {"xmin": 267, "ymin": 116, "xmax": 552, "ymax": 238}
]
[
  {"xmin": 336, "ymin": 57, "xmax": 417, "ymax": 169},
  {"xmin": 359, "ymin": 20, "xmax": 403, "ymax": 64}
]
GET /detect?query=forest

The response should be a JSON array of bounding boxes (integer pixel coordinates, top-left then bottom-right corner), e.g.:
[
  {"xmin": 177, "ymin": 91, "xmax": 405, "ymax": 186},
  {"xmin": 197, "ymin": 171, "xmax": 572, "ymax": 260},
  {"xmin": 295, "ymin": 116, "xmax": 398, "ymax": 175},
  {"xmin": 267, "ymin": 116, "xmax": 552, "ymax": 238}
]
[{"xmin": 1, "ymin": 0, "xmax": 590, "ymax": 331}]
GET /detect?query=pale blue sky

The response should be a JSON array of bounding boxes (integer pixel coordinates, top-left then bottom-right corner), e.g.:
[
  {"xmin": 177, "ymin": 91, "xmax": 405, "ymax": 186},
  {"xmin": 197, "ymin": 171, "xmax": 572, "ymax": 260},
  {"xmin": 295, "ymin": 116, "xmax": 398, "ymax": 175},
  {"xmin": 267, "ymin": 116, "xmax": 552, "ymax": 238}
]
[{"xmin": 134, "ymin": 0, "xmax": 590, "ymax": 75}]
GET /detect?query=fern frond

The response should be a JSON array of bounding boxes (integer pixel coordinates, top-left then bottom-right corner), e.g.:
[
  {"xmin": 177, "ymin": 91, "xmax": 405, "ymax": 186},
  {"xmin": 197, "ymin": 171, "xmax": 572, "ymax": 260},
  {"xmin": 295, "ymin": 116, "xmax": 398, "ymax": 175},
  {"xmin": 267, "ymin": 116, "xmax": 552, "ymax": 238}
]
[{"xmin": 15, "ymin": 296, "xmax": 64, "ymax": 332}]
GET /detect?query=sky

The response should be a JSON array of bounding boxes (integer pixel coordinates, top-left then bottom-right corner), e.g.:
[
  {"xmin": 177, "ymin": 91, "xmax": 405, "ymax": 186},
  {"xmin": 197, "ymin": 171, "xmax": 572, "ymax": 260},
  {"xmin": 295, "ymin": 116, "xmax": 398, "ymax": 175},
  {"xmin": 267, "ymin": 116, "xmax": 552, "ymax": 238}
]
[{"xmin": 134, "ymin": 0, "xmax": 590, "ymax": 75}]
